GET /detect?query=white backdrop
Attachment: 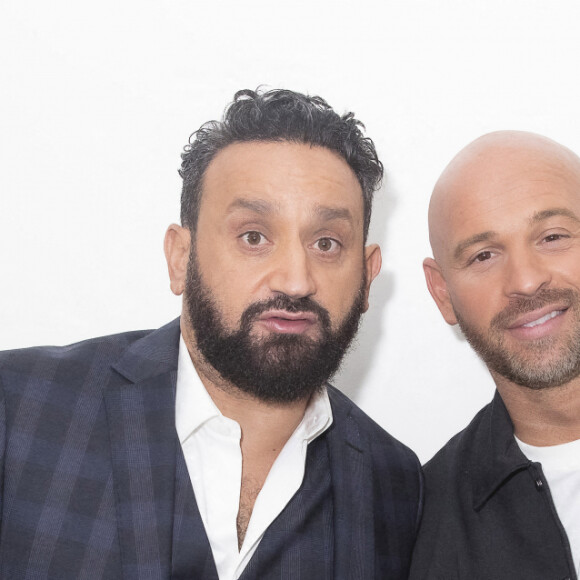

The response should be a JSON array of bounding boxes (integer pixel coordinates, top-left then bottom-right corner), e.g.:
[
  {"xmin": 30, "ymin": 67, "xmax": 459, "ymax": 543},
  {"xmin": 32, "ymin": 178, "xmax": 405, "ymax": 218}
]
[{"xmin": 2, "ymin": 0, "xmax": 580, "ymax": 462}]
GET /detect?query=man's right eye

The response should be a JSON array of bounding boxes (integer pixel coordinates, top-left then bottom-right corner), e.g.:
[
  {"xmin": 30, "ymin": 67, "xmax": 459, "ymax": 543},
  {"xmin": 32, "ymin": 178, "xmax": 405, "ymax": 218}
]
[{"xmin": 241, "ymin": 231, "xmax": 265, "ymax": 246}]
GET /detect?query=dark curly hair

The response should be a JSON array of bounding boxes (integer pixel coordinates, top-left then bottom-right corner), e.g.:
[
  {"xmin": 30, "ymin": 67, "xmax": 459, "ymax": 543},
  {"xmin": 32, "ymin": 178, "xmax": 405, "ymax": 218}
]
[{"xmin": 179, "ymin": 88, "xmax": 383, "ymax": 242}]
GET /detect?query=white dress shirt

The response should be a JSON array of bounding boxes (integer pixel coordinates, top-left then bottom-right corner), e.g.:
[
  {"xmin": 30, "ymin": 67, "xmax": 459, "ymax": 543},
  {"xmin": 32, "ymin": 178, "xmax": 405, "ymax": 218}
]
[
  {"xmin": 516, "ymin": 436, "xmax": 580, "ymax": 576},
  {"xmin": 175, "ymin": 336, "xmax": 333, "ymax": 580}
]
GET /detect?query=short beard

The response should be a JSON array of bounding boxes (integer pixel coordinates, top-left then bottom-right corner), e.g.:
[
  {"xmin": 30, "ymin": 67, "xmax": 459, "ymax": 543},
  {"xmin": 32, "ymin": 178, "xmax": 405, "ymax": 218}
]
[
  {"xmin": 184, "ymin": 250, "xmax": 366, "ymax": 403},
  {"xmin": 454, "ymin": 288, "xmax": 580, "ymax": 390}
]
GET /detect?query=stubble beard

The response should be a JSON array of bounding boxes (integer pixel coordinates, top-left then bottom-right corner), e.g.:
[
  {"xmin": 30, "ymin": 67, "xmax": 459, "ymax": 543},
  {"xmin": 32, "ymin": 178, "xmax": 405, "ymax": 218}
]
[
  {"xmin": 454, "ymin": 288, "xmax": 580, "ymax": 390},
  {"xmin": 184, "ymin": 249, "xmax": 366, "ymax": 403}
]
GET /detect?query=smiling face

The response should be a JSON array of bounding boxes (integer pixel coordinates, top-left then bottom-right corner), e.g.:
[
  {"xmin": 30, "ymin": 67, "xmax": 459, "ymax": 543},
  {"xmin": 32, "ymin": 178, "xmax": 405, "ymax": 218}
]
[
  {"xmin": 165, "ymin": 140, "xmax": 381, "ymax": 402},
  {"xmin": 424, "ymin": 132, "xmax": 580, "ymax": 390}
]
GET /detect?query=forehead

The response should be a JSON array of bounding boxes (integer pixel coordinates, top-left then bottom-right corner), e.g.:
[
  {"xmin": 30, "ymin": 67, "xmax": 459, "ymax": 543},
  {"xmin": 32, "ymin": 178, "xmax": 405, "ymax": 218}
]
[
  {"xmin": 199, "ymin": 141, "xmax": 364, "ymax": 221},
  {"xmin": 433, "ymin": 150, "xmax": 580, "ymax": 260}
]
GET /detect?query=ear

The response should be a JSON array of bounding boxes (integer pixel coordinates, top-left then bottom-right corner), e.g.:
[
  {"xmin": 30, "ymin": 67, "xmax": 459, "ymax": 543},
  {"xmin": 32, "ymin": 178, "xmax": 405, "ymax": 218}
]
[
  {"xmin": 362, "ymin": 244, "xmax": 382, "ymax": 312},
  {"xmin": 164, "ymin": 224, "xmax": 191, "ymax": 296},
  {"xmin": 423, "ymin": 257, "xmax": 457, "ymax": 325}
]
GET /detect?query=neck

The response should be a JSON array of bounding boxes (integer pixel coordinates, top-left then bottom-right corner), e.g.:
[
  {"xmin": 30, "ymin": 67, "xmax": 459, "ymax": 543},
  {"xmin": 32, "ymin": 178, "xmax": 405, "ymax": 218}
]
[
  {"xmin": 494, "ymin": 373, "xmax": 580, "ymax": 446},
  {"xmin": 204, "ymin": 381, "xmax": 310, "ymax": 449}
]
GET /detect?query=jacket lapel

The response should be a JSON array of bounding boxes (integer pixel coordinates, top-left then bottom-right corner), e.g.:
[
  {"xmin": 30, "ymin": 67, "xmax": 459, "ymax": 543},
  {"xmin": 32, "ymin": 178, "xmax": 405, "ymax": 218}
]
[
  {"xmin": 326, "ymin": 386, "xmax": 374, "ymax": 580},
  {"xmin": 471, "ymin": 390, "xmax": 531, "ymax": 511},
  {"xmin": 105, "ymin": 319, "xmax": 182, "ymax": 580}
]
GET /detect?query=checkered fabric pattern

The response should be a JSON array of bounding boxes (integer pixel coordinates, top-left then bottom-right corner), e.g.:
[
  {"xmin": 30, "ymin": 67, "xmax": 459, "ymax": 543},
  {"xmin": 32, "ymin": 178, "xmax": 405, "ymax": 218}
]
[{"xmin": 0, "ymin": 319, "xmax": 422, "ymax": 579}]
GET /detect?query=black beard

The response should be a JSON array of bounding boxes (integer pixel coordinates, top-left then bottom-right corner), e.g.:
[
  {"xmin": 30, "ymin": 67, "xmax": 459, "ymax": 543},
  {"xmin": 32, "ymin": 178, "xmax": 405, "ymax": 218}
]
[
  {"xmin": 454, "ymin": 288, "xmax": 580, "ymax": 390},
  {"xmin": 184, "ymin": 250, "xmax": 366, "ymax": 403}
]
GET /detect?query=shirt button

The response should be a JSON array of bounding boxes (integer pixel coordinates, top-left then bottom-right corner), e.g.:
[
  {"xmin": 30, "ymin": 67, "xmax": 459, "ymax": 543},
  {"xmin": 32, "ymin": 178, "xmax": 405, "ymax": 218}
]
[{"xmin": 535, "ymin": 478, "xmax": 544, "ymax": 491}]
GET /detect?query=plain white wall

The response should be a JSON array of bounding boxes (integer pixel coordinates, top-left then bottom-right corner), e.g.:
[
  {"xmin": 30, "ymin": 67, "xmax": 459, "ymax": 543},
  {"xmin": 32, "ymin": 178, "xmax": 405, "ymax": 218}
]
[{"xmin": 2, "ymin": 0, "xmax": 580, "ymax": 463}]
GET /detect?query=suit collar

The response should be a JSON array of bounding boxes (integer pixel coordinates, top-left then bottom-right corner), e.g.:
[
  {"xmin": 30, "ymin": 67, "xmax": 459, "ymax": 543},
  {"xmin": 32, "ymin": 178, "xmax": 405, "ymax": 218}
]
[
  {"xmin": 111, "ymin": 318, "xmax": 181, "ymax": 383},
  {"xmin": 326, "ymin": 385, "xmax": 374, "ymax": 579},
  {"xmin": 471, "ymin": 390, "xmax": 531, "ymax": 511},
  {"xmin": 105, "ymin": 318, "xmax": 184, "ymax": 579},
  {"xmin": 327, "ymin": 385, "xmax": 364, "ymax": 449}
]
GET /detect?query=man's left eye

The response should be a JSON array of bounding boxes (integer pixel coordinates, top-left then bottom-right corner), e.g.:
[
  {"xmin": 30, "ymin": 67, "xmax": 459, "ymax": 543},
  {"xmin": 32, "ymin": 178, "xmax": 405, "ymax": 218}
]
[
  {"xmin": 544, "ymin": 233, "xmax": 566, "ymax": 243},
  {"xmin": 316, "ymin": 238, "xmax": 339, "ymax": 252}
]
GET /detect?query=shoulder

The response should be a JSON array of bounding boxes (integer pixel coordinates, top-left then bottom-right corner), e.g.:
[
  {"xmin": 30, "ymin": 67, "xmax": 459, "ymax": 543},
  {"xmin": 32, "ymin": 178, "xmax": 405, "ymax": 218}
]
[
  {"xmin": 409, "ymin": 403, "xmax": 494, "ymax": 579},
  {"xmin": 327, "ymin": 384, "xmax": 421, "ymax": 473},
  {"xmin": 327, "ymin": 384, "xmax": 423, "ymax": 571},
  {"xmin": 423, "ymin": 401, "xmax": 493, "ymax": 486},
  {"xmin": 0, "ymin": 323, "xmax": 180, "ymax": 433},
  {"xmin": 0, "ymin": 328, "xmax": 152, "ymax": 376},
  {"xmin": 0, "ymin": 328, "xmax": 162, "ymax": 407}
]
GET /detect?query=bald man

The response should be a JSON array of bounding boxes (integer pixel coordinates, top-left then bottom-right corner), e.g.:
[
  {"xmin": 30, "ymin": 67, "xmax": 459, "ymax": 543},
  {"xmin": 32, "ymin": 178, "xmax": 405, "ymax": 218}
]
[{"xmin": 409, "ymin": 131, "xmax": 580, "ymax": 579}]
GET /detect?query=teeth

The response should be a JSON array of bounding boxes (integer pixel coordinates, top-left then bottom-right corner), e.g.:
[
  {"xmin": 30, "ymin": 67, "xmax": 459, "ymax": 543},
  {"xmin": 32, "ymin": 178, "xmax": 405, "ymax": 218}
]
[{"xmin": 522, "ymin": 310, "xmax": 563, "ymax": 328}]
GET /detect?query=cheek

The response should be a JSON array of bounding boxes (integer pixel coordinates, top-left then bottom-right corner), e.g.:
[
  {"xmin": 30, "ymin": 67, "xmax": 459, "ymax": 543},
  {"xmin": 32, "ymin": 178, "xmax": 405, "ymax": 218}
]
[
  {"xmin": 191, "ymin": 256, "xmax": 252, "ymax": 328},
  {"xmin": 557, "ymin": 259, "xmax": 580, "ymax": 287},
  {"xmin": 320, "ymin": 267, "xmax": 365, "ymax": 317},
  {"xmin": 448, "ymin": 281, "xmax": 498, "ymax": 329},
  {"xmin": 195, "ymin": 239, "xmax": 253, "ymax": 292}
]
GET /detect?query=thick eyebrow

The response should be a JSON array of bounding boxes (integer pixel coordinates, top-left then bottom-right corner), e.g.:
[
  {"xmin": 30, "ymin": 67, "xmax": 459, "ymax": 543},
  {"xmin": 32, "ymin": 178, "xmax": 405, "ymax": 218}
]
[
  {"xmin": 529, "ymin": 207, "xmax": 580, "ymax": 225},
  {"xmin": 314, "ymin": 205, "xmax": 353, "ymax": 224},
  {"xmin": 453, "ymin": 231, "xmax": 496, "ymax": 261},
  {"xmin": 226, "ymin": 198, "xmax": 275, "ymax": 215}
]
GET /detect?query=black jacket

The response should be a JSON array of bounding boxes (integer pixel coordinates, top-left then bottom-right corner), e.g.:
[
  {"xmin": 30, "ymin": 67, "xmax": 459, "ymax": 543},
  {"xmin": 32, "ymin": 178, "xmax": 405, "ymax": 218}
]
[{"xmin": 409, "ymin": 391, "xmax": 576, "ymax": 580}]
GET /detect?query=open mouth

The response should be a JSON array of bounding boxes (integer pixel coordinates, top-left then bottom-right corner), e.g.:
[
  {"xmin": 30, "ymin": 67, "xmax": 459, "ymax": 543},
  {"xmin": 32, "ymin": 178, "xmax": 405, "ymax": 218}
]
[
  {"xmin": 508, "ymin": 305, "xmax": 569, "ymax": 330},
  {"xmin": 521, "ymin": 309, "xmax": 565, "ymax": 328},
  {"xmin": 505, "ymin": 305, "xmax": 570, "ymax": 340}
]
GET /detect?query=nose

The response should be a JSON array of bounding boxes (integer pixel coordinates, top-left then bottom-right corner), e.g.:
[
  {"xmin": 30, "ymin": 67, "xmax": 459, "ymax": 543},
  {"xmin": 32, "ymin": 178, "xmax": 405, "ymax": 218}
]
[
  {"xmin": 267, "ymin": 243, "xmax": 317, "ymax": 299},
  {"xmin": 503, "ymin": 250, "xmax": 552, "ymax": 297}
]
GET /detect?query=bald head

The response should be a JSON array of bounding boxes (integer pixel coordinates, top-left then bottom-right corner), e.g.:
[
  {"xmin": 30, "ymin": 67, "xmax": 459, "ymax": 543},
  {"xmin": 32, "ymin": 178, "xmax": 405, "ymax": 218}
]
[
  {"xmin": 429, "ymin": 131, "xmax": 580, "ymax": 265},
  {"xmin": 424, "ymin": 130, "xmax": 580, "ymax": 394}
]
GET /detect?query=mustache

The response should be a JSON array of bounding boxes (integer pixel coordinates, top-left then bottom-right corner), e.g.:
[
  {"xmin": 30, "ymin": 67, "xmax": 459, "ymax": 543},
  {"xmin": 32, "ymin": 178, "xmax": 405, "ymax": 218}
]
[
  {"xmin": 491, "ymin": 288, "xmax": 578, "ymax": 329},
  {"xmin": 240, "ymin": 295, "xmax": 331, "ymax": 329}
]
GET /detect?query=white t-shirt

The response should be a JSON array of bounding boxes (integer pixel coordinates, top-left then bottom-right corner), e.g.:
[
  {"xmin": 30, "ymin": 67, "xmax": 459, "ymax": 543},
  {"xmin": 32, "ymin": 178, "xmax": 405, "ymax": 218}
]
[
  {"xmin": 516, "ymin": 435, "xmax": 580, "ymax": 576},
  {"xmin": 175, "ymin": 336, "xmax": 333, "ymax": 580}
]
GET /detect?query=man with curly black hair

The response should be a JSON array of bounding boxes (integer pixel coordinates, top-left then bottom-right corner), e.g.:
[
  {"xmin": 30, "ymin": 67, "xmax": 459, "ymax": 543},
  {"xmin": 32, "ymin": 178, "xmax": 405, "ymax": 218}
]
[{"xmin": 0, "ymin": 88, "xmax": 422, "ymax": 579}]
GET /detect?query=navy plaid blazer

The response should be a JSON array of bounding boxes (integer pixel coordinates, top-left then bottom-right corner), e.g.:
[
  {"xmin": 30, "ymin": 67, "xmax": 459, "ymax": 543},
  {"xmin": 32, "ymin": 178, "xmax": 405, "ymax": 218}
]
[{"xmin": 0, "ymin": 319, "xmax": 422, "ymax": 579}]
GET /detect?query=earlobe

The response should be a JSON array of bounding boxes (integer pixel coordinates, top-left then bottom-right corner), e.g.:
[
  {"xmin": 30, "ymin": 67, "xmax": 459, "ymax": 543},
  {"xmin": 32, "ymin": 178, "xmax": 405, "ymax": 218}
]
[
  {"xmin": 423, "ymin": 257, "xmax": 458, "ymax": 325},
  {"xmin": 362, "ymin": 244, "xmax": 382, "ymax": 312},
  {"xmin": 164, "ymin": 224, "xmax": 191, "ymax": 296}
]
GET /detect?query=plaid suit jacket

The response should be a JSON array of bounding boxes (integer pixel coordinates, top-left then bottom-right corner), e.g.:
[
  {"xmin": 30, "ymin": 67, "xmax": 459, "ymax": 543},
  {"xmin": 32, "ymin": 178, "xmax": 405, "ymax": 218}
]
[{"xmin": 0, "ymin": 319, "xmax": 422, "ymax": 579}]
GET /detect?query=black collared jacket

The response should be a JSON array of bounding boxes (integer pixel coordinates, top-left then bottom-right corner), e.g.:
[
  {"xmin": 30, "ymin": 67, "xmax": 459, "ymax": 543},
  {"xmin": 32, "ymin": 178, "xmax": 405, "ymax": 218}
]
[{"xmin": 409, "ymin": 391, "xmax": 577, "ymax": 580}]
